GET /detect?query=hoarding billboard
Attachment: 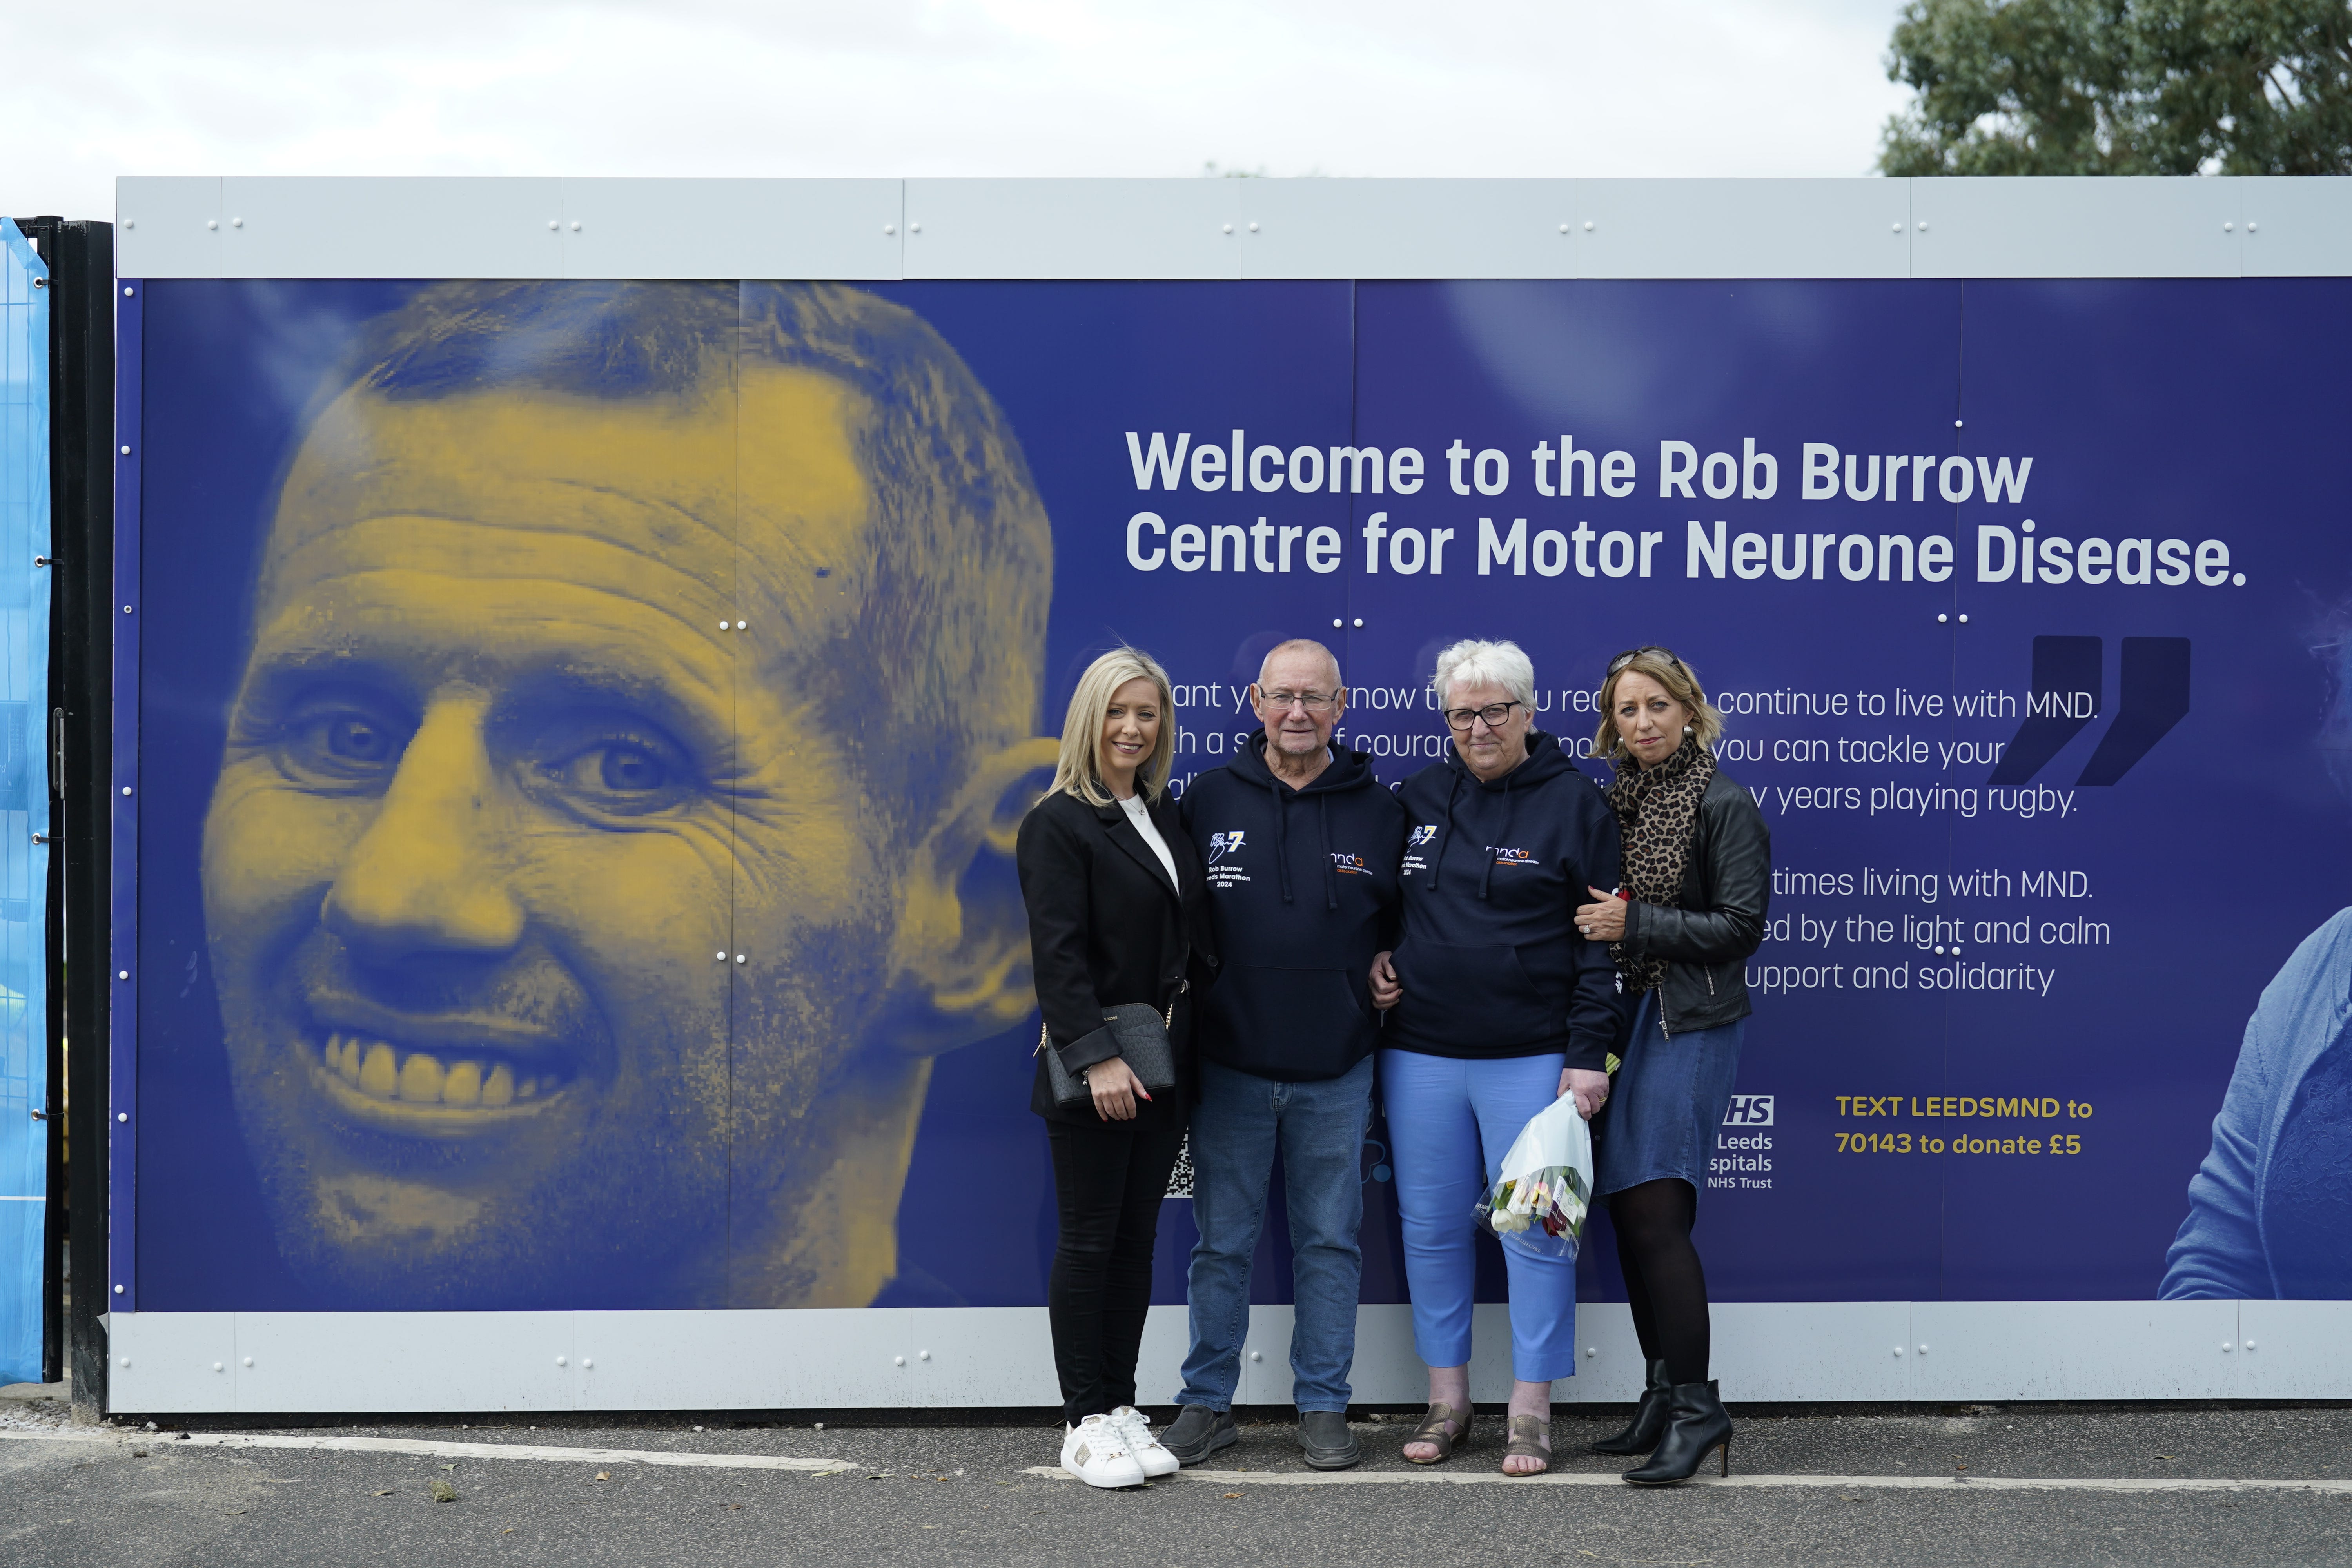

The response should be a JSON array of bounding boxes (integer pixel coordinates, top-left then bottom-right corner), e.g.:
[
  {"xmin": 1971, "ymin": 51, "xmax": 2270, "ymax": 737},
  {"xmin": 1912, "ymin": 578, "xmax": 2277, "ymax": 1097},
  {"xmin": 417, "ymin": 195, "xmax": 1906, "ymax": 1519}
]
[
  {"xmin": 122, "ymin": 275, "xmax": 2352, "ymax": 1327},
  {"xmin": 0, "ymin": 219, "xmax": 54, "ymax": 1387}
]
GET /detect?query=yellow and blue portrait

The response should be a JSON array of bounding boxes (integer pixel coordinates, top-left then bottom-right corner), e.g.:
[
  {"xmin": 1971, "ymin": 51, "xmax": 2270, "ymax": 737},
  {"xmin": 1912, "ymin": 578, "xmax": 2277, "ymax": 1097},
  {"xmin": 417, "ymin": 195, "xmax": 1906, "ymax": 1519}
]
[{"xmin": 131, "ymin": 277, "xmax": 1355, "ymax": 1311}]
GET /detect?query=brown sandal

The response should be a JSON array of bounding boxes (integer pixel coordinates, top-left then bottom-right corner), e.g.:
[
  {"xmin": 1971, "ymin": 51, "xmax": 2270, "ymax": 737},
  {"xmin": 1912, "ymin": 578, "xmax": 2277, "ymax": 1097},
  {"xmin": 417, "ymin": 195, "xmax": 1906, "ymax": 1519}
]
[
  {"xmin": 1403, "ymin": 1401, "xmax": 1475, "ymax": 1465},
  {"xmin": 1500, "ymin": 1412, "xmax": 1552, "ymax": 1476}
]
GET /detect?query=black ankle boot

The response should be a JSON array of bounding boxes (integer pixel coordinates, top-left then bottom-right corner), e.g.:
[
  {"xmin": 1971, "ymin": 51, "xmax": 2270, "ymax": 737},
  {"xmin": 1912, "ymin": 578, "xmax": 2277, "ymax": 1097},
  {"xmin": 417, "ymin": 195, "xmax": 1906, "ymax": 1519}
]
[
  {"xmin": 1621, "ymin": 1380, "xmax": 1731, "ymax": 1485},
  {"xmin": 1590, "ymin": 1359, "xmax": 1672, "ymax": 1455}
]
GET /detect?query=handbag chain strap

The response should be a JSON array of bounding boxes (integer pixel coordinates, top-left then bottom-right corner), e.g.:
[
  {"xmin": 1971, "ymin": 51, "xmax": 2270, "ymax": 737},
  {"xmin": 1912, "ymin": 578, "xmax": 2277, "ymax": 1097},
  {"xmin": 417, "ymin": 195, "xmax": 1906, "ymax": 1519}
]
[{"xmin": 1033, "ymin": 977, "xmax": 1185, "ymax": 1058}]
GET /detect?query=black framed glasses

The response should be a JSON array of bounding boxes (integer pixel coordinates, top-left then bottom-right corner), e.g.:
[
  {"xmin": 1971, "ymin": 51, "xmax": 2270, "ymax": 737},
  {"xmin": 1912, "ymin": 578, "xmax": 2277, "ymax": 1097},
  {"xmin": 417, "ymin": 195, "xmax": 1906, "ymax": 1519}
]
[
  {"xmin": 1258, "ymin": 688, "xmax": 1339, "ymax": 714},
  {"xmin": 1443, "ymin": 701, "xmax": 1522, "ymax": 731}
]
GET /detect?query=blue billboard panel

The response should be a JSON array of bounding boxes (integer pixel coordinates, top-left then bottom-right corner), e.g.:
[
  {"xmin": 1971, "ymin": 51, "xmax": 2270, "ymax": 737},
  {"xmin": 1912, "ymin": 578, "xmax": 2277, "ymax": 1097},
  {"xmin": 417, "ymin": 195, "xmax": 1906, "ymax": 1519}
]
[
  {"xmin": 124, "ymin": 278, "xmax": 2352, "ymax": 1314},
  {"xmin": 0, "ymin": 220, "xmax": 53, "ymax": 1385}
]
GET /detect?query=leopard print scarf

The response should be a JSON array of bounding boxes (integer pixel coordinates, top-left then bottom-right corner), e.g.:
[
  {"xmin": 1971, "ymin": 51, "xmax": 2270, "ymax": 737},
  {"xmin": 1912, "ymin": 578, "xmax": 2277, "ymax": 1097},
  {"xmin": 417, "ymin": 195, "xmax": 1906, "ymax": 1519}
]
[{"xmin": 1605, "ymin": 736, "xmax": 1715, "ymax": 993}]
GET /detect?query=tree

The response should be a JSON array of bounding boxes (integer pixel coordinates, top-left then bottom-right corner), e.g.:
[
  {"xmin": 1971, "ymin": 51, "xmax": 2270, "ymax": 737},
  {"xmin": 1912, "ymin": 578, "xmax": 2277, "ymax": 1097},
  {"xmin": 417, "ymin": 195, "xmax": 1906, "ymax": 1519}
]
[{"xmin": 1879, "ymin": 0, "xmax": 2352, "ymax": 174}]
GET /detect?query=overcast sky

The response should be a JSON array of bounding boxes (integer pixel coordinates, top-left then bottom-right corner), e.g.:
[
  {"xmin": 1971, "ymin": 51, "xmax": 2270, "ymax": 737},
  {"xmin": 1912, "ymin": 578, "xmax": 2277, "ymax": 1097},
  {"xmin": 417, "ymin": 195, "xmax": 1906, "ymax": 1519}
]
[{"xmin": 9, "ymin": 0, "xmax": 1917, "ymax": 221}]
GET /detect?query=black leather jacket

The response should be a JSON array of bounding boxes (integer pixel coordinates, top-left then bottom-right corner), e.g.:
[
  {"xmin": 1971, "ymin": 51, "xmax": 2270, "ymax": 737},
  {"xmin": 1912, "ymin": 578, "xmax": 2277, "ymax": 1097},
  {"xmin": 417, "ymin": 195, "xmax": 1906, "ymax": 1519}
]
[{"xmin": 1618, "ymin": 769, "xmax": 1771, "ymax": 1035}]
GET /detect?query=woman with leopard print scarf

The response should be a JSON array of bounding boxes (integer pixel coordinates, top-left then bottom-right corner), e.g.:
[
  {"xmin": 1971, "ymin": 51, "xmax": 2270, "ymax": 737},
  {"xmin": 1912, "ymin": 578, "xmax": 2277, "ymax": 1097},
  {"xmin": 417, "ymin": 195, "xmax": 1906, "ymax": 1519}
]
[{"xmin": 1573, "ymin": 646, "xmax": 1771, "ymax": 1488}]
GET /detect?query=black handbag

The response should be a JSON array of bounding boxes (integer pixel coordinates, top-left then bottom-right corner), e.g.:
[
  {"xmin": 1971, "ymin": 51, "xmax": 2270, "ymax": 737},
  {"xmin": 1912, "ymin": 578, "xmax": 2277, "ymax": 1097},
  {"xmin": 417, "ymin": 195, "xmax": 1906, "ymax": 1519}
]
[{"xmin": 1036, "ymin": 984, "xmax": 1183, "ymax": 1110}]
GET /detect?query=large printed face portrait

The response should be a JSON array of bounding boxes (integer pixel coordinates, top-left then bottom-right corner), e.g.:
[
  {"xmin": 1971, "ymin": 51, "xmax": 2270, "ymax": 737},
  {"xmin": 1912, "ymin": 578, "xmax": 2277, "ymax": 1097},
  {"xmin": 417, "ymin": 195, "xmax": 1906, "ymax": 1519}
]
[{"xmin": 200, "ymin": 283, "xmax": 1054, "ymax": 1309}]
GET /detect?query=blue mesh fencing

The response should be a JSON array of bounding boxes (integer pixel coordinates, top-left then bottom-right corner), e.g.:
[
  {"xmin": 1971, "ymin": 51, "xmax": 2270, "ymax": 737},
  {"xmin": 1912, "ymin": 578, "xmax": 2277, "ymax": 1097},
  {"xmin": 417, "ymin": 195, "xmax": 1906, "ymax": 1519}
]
[{"xmin": 0, "ymin": 219, "xmax": 53, "ymax": 1387}]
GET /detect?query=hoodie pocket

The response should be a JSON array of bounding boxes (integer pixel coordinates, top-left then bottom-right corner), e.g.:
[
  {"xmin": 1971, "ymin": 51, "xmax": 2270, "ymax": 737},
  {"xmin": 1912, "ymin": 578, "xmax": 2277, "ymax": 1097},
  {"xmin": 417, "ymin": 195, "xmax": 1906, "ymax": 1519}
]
[
  {"xmin": 1202, "ymin": 962, "xmax": 1378, "ymax": 1076},
  {"xmin": 1392, "ymin": 940, "xmax": 1568, "ymax": 1050}
]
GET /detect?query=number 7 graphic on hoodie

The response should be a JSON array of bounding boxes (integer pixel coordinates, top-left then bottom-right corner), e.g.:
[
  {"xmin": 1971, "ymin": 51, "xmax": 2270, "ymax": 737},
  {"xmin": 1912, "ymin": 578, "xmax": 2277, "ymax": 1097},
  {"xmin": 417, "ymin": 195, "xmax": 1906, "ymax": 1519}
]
[{"xmin": 1387, "ymin": 733, "xmax": 1625, "ymax": 1067}]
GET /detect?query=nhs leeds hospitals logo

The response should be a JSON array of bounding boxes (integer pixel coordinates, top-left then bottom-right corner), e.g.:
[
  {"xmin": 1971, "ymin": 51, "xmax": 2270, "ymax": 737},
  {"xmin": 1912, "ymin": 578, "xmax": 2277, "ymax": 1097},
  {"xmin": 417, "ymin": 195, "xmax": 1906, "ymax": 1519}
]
[{"xmin": 1714, "ymin": 1096, "xmax": 1775, "ymax": 1192}]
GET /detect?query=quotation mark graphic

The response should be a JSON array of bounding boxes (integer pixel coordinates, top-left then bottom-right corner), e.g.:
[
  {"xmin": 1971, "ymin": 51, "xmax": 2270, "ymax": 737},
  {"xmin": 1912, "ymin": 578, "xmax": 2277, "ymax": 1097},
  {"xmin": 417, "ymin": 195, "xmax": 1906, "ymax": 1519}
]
[{"xmin": 1987, "ymin": 635, "xmax": 2190, "ymax": 787}]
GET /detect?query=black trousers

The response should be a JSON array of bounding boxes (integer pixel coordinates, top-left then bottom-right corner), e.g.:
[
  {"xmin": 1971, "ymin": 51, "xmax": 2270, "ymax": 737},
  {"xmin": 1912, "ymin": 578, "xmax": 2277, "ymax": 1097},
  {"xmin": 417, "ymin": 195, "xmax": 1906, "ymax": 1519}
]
[{"xmin": 1044, "ymin": 1102, "xmax": 1188, "ymax": 1425}]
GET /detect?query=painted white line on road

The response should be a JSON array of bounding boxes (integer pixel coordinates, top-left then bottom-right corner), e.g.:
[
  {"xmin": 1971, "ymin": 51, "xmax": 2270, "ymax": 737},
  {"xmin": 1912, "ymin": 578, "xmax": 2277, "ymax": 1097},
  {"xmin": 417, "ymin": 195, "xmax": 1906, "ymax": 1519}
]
[
  {"xmin": 7, "ymin": 1429, "xmax": 2343, "ymax": 1495},
  {"xmin": 1026, "ymin": 1465, "xmax": 2352, "ymax": 1495},
  {"xmin": 0, "ymin": 1428, "xmax": 845, "ymax": 1471}
]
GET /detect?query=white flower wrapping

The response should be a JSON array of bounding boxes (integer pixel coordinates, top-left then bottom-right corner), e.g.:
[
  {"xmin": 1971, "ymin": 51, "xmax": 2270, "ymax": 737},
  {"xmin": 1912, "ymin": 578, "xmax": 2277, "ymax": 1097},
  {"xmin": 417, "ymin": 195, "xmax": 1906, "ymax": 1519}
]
[{"xmin": 1474, "ymin": 1093, "xmax": 1595, "ymax": 1260}]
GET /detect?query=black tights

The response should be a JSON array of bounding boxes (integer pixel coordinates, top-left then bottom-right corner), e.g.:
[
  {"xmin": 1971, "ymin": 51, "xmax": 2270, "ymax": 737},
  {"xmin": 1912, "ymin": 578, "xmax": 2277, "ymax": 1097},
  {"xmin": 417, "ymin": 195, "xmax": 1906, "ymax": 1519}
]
[{"xmin": 1610, "ymin": 1178, "xmax": 1711, "ymax": 1387}]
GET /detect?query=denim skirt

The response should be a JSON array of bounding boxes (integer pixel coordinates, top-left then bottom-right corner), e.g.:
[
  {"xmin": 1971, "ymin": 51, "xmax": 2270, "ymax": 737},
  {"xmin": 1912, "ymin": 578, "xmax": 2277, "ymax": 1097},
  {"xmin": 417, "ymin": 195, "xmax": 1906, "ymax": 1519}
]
[{"xmin": 1593, "ymin": 989, "xmax": 1746, "ymax": 1198}]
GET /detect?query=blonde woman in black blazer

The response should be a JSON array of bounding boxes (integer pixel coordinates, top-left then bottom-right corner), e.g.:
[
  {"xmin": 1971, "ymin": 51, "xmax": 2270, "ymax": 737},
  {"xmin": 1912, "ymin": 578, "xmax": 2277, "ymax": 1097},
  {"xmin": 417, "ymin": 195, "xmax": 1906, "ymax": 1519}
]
[{"xmin": 1018, "ymin": 646, "xmax": 1216, "ymax": 1490}]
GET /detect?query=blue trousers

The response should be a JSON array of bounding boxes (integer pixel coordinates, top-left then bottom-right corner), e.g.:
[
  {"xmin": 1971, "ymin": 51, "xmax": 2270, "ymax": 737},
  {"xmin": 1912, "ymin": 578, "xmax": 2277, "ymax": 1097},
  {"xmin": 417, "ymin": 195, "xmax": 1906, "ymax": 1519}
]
[
  {"xmin": 1178, "ymin": 1056, "xmax": 1374, "ymax": 1412},
  {"xmin": 1379, "ymin": 1047, "xmax": 1578, "ymax": 1383}
]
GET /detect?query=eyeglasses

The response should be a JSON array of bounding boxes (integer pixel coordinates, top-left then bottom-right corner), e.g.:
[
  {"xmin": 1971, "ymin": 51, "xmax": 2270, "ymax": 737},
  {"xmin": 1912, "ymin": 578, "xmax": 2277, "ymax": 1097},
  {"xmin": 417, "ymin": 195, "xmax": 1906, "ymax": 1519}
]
[
  {"xmin": 1608, "ymin": 646, "xmax": 1688, "ymax": 676},
  {"xmin": 1259, "ymin": 689, "xmax": 1338, "ymax": 714},
  {"xmin": 1443, "ymin": 701, "xmax": 1522, "ymax": 731}
]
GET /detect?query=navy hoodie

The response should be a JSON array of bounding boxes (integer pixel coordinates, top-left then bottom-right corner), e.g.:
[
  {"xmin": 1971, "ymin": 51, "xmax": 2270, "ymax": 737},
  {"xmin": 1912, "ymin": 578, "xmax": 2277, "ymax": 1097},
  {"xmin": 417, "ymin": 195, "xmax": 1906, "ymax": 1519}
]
[
  {"xmin": 1179, "ymin": 731, "xmax": 1407, "ymax": 1081},
  {"xmin": 1389, "ymin": 730, "xmax": 1625, "ymax": 1071}
]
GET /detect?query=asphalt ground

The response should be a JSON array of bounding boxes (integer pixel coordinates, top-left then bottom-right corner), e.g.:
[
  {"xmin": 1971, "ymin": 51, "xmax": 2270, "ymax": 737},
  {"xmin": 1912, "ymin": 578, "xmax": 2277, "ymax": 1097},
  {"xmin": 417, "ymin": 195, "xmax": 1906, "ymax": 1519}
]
[{"xmin": 5, "ymin": 1390, "xmax": 2352, "ymax": 1566}]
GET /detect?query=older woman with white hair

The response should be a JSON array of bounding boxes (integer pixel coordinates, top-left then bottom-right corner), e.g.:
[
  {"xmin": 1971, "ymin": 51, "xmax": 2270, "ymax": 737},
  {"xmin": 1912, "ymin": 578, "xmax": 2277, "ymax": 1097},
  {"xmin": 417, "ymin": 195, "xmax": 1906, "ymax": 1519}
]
[{"xmin": 1367, "ymin": 638, "xmax": 1623, "ymax": 1477}]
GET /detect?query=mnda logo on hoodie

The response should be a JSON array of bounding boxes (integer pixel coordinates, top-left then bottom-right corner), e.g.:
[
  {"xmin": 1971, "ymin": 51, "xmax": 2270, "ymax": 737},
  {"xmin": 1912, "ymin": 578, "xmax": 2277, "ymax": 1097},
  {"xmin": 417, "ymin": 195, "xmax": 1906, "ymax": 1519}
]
[
  {"xmin": 1488, "ymin": 846, "xmax": 1541, "ymax": 868},
  {"xmin": 1205, "ymin": 829, "xmax": 1252, "ymax": 889}
]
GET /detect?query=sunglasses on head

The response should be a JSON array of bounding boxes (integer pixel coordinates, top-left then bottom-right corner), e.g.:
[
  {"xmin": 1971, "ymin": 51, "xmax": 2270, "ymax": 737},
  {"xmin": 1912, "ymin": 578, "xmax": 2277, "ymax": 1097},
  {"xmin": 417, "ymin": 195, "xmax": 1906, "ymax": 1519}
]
[{"xmin": 1607, "ymin": 646, "xmax": 1689, "ymax": 677}]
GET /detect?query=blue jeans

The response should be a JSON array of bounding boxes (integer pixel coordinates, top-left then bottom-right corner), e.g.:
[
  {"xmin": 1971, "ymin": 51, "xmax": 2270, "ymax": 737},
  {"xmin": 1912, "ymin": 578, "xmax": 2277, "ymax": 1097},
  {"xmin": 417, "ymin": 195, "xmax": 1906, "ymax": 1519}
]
[
  {"xmin": 1379, "ymin": 1047, "xmax": 1578, "ymax": 1383},
  {"xmin": 1178, "ymin": 1055, "xmax": 1375, "ymax": 1413}
]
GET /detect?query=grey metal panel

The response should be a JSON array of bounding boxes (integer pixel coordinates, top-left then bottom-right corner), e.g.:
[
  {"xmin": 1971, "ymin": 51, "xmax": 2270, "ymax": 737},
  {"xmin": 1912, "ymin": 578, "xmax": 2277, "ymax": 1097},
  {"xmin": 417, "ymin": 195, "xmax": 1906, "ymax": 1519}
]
[
  {"xmin": 114, "ymin": 178, "xmax": 223, "ymax": 279},
  {"xmin": 109, "ymin": 175, "xmax": 2352, "ymax": 282},
  {"xmin": 100, "ymin": 1300, "xmax": 2352, "ymax": 1409},
  {"xmin": 1341, "ymin": 1305, "xmax": 1430, "ymax": 1404},
  {"xmin": 1132, "ymin": 1303, "xmax": 1195, "ymax": 1405},
  {"xmin": 232, "ymin": 1310, "xmax": 575, "ymax": 1413},
  {"xmin": 1463, "ymin": 1302, "xmax": 1529, "ymax": 1401},
  {"xmin": 575, "ymin": 1309, "xmax": 909, "ymax": 1410},
  {"xmin": 1574, "ymin": 178, "xmax": 1913, "ymax": 280},
  {"xmin": 1274, "ymin": 1303, "xmax": 1641, "ymax": 1405},
  {"xmin": 1240, "ymin": 179, "xmax": 1574, "ymax": 280},
  {"xmin": 560, "ymin": 179, "xmax": 904, "ymax": 282},
  {"xmin": 902, "ymin": 179, "xmax": 1239, "ymax": 281},
  {"xmin": 1711, "ymin": 1302, "xmax": 1914, "ymax": 1400},
  {"xmin": 1555, "ymin": 1302, "xmax": 1648, "ymax": 1403},
  {"xmin": 108, "ymin": 1311, "xmax": 238, "ymax": 1411},
  {"xmin": 1232, "ymin": 1304, "xmax": 1298, "ymax": 1405},
  {"xmin": 1909, "ymin": 176, "xmax": 2243, "ymax": 278},
  {"xmin": 2239, "ymin": 1300, "xmax": 2352, "ymax": 1397},
  {"xmin": 1908, "ymin": 1299, "xmax": 2240, "ymax": 1400},
  {"xmin": 218, "ymin": 178, "xmax": 565, "ymax": 279},
  {"xmin": 1031, "ymin": 1302, "xmax": 1644, "ymax": 1408},
  {"xmin": 2239, "ymin": 178, "xmax": 2352, "ymax": 278},
  {"xmin": 911, "ymin": 1307, "xmax": 1058, "ymax": 1406}
]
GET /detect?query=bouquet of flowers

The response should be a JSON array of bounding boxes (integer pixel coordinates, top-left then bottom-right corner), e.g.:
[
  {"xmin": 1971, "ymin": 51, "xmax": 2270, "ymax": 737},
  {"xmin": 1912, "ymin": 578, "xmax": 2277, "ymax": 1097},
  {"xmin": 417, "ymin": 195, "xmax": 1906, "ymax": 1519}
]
[{"xmin": 1474, "ymin": 1093, "xmax": 1594, "ymax": 1261}]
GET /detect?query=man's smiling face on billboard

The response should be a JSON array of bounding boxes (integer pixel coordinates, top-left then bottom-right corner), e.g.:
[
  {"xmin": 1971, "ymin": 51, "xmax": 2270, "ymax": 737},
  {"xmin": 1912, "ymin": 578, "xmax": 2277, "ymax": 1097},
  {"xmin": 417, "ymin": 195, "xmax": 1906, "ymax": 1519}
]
[{"xmin": 202, "ymin": 368, "xmax": 891, "ymax": 1307}]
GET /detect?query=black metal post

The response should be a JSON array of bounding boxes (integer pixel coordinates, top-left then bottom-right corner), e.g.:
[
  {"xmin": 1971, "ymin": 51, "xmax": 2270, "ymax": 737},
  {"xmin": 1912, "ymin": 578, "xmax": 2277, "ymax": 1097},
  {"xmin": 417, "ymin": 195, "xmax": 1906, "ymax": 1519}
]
[{"xmin": 13, "ymin": 216, "xmax": 116, "ymax": 1419}]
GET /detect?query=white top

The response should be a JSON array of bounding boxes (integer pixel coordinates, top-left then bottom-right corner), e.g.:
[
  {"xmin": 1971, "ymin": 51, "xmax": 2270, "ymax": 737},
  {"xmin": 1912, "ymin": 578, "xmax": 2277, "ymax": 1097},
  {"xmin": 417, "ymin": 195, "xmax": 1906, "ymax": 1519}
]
[{"xmin": 1118, "ymin": 794, "xmax": 1180, "ymax": 889}]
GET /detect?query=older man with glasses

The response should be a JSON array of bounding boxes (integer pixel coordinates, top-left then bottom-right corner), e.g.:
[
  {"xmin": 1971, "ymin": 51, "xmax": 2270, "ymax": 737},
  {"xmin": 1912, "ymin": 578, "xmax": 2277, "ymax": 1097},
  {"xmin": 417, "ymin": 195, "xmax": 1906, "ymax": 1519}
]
[{"xmin": 1163, "ymin": 639, "xmax": 1406, "ymax": 1470}]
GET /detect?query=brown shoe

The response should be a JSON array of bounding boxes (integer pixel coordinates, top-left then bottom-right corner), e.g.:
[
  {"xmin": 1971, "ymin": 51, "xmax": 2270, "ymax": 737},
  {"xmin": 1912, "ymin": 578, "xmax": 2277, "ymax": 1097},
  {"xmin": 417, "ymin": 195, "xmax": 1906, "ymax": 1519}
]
[
  {"xmin": 1500, "ymin": 1412, "xmax": 1551, "ymax": 1476},
  {"xmin": 1402, "ymin": 1401, "xmax": 1475, "ymax": 1465}
]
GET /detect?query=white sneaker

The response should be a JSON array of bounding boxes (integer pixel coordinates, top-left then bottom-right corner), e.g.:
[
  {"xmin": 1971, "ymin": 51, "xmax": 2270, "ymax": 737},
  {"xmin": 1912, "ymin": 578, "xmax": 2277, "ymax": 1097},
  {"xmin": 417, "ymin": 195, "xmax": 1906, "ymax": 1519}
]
[
  {"xmin": 1107, "ymin": 1405, "xmax": 1180, "ymax": 1479},
  {"xmin": 1061, "ymin": 1414, "xmax": 1147, "ymax": 1489}
]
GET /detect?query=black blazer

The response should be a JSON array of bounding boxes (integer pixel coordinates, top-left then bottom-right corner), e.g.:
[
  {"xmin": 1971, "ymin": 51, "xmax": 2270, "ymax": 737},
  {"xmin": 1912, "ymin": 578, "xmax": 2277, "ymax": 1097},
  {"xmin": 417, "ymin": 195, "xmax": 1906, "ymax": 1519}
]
[{"xmin": 1017, "ymin": 787, "xmax": 1218, "ymax": 1123}]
